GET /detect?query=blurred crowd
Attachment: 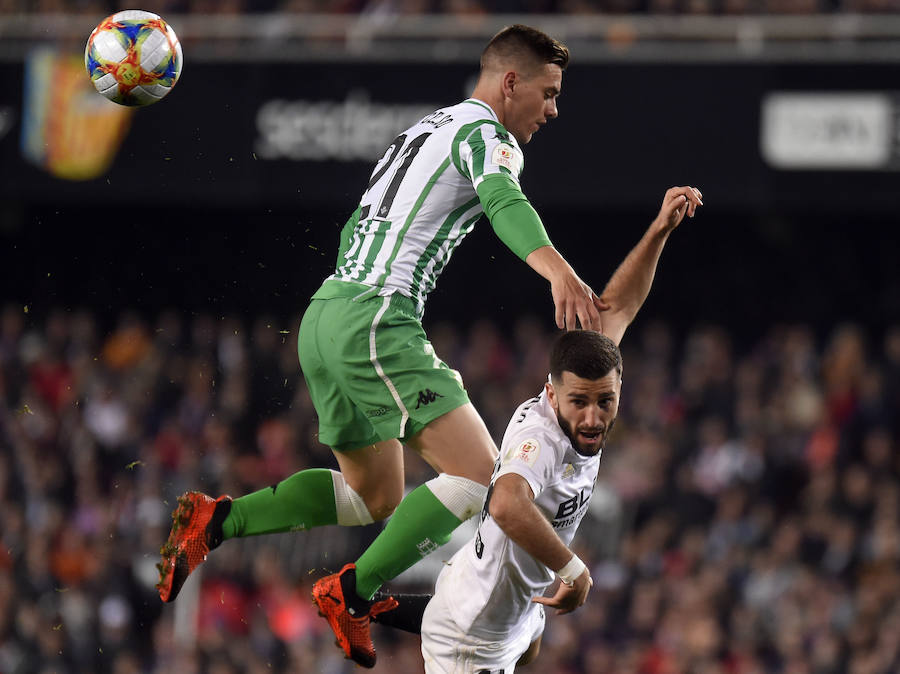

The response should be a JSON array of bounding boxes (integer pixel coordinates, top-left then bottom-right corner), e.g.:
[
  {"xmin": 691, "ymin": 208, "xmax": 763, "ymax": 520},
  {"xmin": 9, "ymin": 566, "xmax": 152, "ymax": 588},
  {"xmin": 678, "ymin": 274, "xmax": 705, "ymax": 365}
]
[
  {"xmin": 3, "ymin": 0, "xmax": 898, "ymax": 16},
  {"xmin": 1, "ymin": 303, "xmax": 900, "ymax": 673}
]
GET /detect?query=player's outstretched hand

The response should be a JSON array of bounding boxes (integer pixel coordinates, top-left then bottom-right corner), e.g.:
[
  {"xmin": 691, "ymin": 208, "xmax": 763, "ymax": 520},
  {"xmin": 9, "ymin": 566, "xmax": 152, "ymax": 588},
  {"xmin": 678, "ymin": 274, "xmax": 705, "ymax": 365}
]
[
  {"xmin": 550, "ymin": 271, "xmax": 609, "ymax": 332},
  {"xmin": 654, "ymin": 186, "xmax": 703, "ymax": 233},
  {"xmin": 532, "ymin": 568, "xmax": 593, "ymax": 615},
  {"xmin": 524, "ymin": 246, "xmax": 611, "ymax": 332}
]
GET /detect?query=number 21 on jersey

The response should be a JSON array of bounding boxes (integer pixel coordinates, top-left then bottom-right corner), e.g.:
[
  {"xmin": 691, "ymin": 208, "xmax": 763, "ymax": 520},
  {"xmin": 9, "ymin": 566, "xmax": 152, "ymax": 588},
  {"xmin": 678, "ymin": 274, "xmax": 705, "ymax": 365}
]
[{"xmin": 359, "ymin": 132, "xmax": 432, "ymax": 221}]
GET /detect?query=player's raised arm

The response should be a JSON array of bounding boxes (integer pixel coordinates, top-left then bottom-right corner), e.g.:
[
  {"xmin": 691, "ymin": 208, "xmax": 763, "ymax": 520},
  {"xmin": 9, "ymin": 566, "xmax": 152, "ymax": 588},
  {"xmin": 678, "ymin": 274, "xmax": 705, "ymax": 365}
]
[
  {"xmin": 488, "ymin": 472, "xmax": 592, "ymax": 614},
  {"xmin": 457, "ymin": 20, "xmax": 603, "ymax": 333},
  {"xmin": 466, "ymin": 156, "xmax": 606, "ymax": 332},
  {"xmin": 473, "ymin": 171, "xmax": 605, "ymax": 332},
  {"xmin": 598, "ymin": 185, "xmax": 703, "ymax": 346}
]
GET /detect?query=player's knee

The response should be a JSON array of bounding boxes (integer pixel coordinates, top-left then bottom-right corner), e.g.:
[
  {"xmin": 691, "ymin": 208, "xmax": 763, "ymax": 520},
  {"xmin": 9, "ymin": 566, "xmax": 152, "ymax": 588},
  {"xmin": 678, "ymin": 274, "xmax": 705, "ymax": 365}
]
[
  {"xmin": 332, "ymin": 470, "xmax": 401, "ymax": 525},
  {"xmin": 365, "ymin": 495, "xmax": 401, "ymax": 521},
  {"xmin": 358, "ymin": 483, "xmax": 404, "ymax": 521}
]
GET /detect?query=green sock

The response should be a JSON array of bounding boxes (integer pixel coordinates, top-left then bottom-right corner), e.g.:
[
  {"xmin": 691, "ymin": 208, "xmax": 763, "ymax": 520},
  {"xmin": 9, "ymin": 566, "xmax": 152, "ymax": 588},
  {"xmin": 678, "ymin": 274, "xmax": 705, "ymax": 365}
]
[
  {"xmin": 354, "ymin": 483, "xmax": 462, "ymax": 600},
  {"xmin": 222, "ymin": 468, "xmax": 338, "ymax": 538}
]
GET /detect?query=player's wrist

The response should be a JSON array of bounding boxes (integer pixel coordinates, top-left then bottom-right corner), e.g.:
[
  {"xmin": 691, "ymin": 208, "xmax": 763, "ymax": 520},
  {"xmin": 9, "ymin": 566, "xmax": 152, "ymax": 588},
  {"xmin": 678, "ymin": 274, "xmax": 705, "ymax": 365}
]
[
  {"xmin": 650, "ymin": 216, "xmax": 673, "ymax": 237},
  {"xmin": 556, "ymin": 554, "xmax": 586, "ymax": 586},
  {"xmin": 526, "ymin": 245, "xmax": 566, "ymax": 281}
]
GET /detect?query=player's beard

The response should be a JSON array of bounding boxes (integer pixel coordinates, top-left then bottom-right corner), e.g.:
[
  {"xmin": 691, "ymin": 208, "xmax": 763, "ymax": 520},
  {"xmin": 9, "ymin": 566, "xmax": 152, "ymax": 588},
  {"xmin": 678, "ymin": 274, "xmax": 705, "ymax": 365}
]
[{"xmin": 556, "ymin": 412, "xmax": 616, "ymax": 457}]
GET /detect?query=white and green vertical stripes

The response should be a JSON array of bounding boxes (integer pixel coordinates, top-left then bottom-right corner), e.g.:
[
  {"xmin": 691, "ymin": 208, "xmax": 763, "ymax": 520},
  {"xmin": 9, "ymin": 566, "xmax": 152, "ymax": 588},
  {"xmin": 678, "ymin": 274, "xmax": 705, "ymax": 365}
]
[{"xmin": 327, "ymin": 99, "xmax": 527, "ymax": 319}]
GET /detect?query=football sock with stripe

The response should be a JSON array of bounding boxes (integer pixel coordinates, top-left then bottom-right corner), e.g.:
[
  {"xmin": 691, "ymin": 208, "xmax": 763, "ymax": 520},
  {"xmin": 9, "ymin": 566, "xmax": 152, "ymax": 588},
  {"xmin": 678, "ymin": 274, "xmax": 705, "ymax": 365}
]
[
  {"xmin": 353, "ymin": 474, "xmax": 487, "ymax": 600},
  {"xmin": 222, "ymin": 468, "xmax": 342, "ymax": 538}
]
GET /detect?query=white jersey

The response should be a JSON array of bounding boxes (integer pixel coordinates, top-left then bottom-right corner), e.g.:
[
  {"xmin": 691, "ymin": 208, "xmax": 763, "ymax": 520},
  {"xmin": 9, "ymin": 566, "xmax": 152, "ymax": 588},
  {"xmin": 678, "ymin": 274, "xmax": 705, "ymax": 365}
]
[
  {"xmin": 327, "ymin": 98, "xmax": 525, "ymax": 319},
  {"xmin": 433, "ymin": 387, "xmax": 601, "ymax": 640}
]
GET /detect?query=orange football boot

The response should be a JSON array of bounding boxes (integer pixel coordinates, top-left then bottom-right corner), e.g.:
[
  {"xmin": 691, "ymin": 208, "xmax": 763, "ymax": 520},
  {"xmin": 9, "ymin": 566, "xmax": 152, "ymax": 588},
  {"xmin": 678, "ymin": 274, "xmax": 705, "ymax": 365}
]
[
  {"xmin": 312, "ymin": 563, "xmax": 398, "ymax": 668},
  {"xmin": 156, "ymin": 491, "xmax": 232, "ymax": 603}
]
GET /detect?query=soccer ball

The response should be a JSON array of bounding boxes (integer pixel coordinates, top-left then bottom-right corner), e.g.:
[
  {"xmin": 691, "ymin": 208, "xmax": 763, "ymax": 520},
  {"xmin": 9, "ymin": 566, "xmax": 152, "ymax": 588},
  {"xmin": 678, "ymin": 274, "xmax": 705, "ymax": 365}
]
[{"xmin": 84, "ymin": 10, "xmax": 183, "ymax": 107}]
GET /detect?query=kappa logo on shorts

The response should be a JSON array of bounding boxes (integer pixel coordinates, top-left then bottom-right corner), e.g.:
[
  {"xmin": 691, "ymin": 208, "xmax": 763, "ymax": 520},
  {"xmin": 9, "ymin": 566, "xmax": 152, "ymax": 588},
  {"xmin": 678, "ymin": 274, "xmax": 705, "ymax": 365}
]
[{"xmin": 415, "ymin": 388, "xmax": 444, "ymax": 409}]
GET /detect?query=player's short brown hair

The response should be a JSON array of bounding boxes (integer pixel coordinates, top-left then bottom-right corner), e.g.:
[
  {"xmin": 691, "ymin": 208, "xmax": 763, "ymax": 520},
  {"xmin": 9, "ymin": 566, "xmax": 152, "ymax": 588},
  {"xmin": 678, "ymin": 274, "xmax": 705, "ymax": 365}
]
[
  {"xmin": 550, "ymin": 330, "xmax": 622, "ymax": 382},
  {"xmin": 481, "ymin": 24, "xmax": 569, "ymax": 74}
]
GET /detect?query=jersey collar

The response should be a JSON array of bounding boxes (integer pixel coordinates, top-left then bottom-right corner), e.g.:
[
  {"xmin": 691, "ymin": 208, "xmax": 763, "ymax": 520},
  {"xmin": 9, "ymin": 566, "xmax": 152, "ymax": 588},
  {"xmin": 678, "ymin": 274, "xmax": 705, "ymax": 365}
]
[{"xmin": 464, "ymin": 98, "xmax": 498, "ymax": 121}]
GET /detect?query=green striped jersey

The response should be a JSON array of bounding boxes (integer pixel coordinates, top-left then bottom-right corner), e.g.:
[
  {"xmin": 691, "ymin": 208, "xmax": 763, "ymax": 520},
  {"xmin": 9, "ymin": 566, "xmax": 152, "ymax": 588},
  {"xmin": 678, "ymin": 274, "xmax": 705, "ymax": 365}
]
[{"xmin": 326, "ymin": 98, "xmax": 526, "ymax": 318}]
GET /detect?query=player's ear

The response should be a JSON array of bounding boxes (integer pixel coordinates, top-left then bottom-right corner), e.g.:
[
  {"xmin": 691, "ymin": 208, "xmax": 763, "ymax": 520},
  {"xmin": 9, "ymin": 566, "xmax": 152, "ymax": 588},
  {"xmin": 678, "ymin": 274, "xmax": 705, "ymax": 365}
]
[
  {"xmin": 502, "ymin": 70, "xmax": 517, "ymax": 97},
  {"xmin": 545, "ymin": 379, "xmax": 555, "ymax": 406}
]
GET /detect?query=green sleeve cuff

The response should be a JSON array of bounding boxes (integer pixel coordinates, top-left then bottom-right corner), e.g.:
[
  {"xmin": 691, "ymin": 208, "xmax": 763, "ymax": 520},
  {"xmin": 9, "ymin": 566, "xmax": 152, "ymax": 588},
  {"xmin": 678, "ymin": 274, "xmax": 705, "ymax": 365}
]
[{"xmin": 477, "ymin": 175, "xmax": 552, "ymax": 261}]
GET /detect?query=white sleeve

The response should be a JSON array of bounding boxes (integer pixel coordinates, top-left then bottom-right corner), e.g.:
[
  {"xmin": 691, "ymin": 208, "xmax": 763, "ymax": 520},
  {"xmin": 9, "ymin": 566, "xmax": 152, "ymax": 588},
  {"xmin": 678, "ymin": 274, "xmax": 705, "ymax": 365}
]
[{"xmin": 494, "ymin": 431, "xmax": 558, "ymax": 500}]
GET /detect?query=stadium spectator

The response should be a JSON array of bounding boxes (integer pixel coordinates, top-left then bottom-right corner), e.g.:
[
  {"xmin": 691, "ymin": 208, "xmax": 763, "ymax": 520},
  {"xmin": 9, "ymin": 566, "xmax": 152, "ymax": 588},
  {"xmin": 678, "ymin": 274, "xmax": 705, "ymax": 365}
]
[{"xmin": 2, "ymin": 306, "xmax": 900, "ymax": 672}]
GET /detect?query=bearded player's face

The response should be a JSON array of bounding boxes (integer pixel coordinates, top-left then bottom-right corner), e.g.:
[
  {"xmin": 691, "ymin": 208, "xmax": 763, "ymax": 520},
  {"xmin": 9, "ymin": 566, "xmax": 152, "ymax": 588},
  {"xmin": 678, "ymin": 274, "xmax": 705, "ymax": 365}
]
[
  {"xmin": 546, "ymin": 369, "xmax": 620, "ymax": 456},
  {"xmin": 505, "ymin": 63, "xmax": 562, "ymax": 145}
]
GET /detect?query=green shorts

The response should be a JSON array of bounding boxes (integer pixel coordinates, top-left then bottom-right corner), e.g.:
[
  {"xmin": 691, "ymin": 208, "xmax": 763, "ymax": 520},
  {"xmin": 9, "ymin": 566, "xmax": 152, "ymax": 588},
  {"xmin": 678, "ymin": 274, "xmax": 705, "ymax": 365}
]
[{"xmin": 298, "ymin": 279, "xmax": 470, "ymax": 453}]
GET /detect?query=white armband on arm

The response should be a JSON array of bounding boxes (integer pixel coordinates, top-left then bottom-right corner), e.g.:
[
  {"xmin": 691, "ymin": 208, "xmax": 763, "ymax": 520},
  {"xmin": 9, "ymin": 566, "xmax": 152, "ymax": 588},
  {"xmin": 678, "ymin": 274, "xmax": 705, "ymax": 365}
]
[{"xmin": 556, "ymin": 554, "xmax": 587, "ymax": 586}]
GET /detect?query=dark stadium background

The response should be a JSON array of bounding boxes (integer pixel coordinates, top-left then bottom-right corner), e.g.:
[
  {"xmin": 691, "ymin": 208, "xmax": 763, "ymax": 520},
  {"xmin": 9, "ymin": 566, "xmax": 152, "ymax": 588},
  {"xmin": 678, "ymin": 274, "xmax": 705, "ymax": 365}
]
[
  {"xmin": 3, "ymin": 12, "xmax": 900, "ymax": 674},
  {"xmin": 5, "ymin": 203, "xmax": 900, "ymax": 343},
  {"xmin": 3, "ymin": 59, "xmax": 900, "ymax": 342}
]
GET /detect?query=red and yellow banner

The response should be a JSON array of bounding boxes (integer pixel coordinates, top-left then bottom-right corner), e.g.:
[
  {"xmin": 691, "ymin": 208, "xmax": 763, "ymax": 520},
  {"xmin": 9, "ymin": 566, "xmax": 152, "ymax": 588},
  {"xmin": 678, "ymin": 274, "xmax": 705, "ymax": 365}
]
[{"xmin": 22, "ymin": 49, "xmax": 132, "ymax": 181}]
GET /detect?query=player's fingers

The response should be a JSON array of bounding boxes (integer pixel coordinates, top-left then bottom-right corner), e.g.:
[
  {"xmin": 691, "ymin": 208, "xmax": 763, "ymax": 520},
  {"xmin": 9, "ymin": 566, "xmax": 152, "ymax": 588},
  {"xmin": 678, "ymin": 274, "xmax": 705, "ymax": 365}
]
[
  {"xmin": 663, "ymin": 191, "xmax": 687, "ymax": 216},
  {"xmin": 674, "ymin": 185, "xmax": 702, "ymax": 206},
  {"xmin": 668, "ymin": 194, "xmax": 687, "ymax": 221},
  {"xmin": 684, "ymin": 186, "xmax": 702, "ymax": 205},
  {"xmin": 664, "ymin": 186, "xmax": 681, "ymax": 203},
  {"xmin": 689, "ymin": 187, "xmax": 704, "ymax": 218},
  {"xmin": 662, "ymin": 190, "xmax": 677, "ymax": 212},
  {"xmin": 575, "ymin": 306, "xmax": 589, "ymax": 331},
  {"xmin": 672, "ymin": 191, "xmax": 694, "ymax": 218},
  {"xmin": 681, "ymin": 187, "xmax": 702, "ymax": 218},
  {"xmin": 554, "ymin": 301, "xmax": 564, "ymax": 330},
  {"xmin": 565, "ymin": 299, "xmax": 577, "ymax": 332},
  {"xmin": 575, "ymin": 576, "xmax": 592, "ymax": 605},
  {"xmin": 669, "ymin": 186, "xmax": 702, "ymax": 211},
  {"xmin": 581, "ymin": 301, "xmax": 601, "ymax": 332},
  {"xmin": 666, "ymin": 186, "xmax": 686, "ymax": 206},
  {"xmin": 531, "ymin": 596, "xmax": 560, "ymax": 607}
]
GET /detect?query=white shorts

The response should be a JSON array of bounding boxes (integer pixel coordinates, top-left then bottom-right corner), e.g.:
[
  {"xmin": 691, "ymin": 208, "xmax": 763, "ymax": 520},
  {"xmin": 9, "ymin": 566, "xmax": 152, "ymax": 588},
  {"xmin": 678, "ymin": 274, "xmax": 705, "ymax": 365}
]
[{"xmin": 421, "ymin": 587, "xmax": 545, "ymax": 674}]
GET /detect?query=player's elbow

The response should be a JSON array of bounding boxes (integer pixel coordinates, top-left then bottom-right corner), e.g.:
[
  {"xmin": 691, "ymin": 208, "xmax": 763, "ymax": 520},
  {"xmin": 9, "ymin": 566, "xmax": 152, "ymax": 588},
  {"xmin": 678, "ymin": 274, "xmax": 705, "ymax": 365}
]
[
  {"xmin": 487, "ymin": 489, "xmax": 518, "ymax": 528},
  {"xmin": 489, "ymin": 474, "xmax": 533, "ymax": 531},
  {"xmin": 487, "ymin": 497, "xmax": 504, "ymax": 524}
]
